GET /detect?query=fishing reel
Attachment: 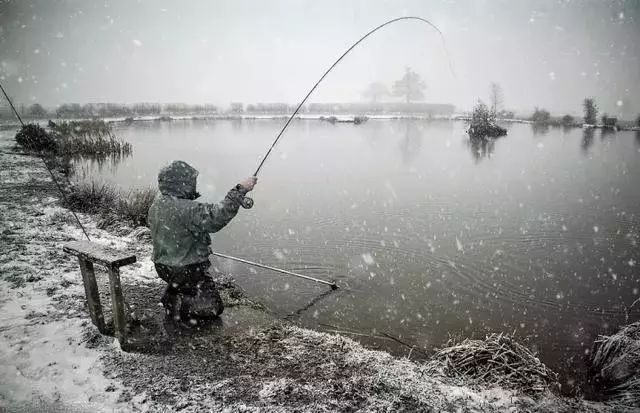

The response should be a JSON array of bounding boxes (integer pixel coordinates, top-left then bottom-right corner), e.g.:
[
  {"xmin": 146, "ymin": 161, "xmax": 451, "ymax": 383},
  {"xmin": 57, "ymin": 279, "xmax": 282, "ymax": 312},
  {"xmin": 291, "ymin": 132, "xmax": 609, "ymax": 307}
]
[{"xmin": 241, "ymin": 196, "xmax": 254, "ymax": 209}]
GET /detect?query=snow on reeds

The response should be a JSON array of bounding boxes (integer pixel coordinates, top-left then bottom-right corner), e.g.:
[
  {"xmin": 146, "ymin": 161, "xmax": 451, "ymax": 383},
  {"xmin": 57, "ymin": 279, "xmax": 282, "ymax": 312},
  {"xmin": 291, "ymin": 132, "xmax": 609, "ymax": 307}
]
[
  {"xmin": 49, "ymin": 120, "xmax": 132, "ymax": 156},
  {"xmin": 424, "ymin": 332, "xmax": 558, "ymax": 395}
]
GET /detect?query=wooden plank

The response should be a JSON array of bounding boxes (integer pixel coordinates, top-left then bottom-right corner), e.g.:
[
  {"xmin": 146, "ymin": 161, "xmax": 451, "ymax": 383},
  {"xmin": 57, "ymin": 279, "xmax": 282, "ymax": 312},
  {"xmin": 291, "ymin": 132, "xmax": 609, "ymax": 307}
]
[
  {"xmin": 78, "ymin": 258, "xmax": 106, "ymax": 333},
  {"xmin": 63, "ymin": 241, "xmax": 136, "ymax": 268},
  {"xmin": 107, "ymin": 265, "xmax": 127, "ymax": 347}
]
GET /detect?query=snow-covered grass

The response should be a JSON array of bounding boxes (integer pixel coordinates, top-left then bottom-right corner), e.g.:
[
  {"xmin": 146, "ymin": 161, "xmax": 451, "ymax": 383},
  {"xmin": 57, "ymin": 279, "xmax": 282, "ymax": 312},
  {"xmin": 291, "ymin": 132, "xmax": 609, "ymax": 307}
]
[{"xmin": 0, "ymin": 133, "xmax": 157, "ymax": 411}]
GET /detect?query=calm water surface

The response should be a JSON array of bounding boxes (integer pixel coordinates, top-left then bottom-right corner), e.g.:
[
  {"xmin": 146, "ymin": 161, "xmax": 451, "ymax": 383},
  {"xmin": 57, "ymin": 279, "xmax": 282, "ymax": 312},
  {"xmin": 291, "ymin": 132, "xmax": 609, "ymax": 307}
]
[{"xmin": 77, "ymin": 119, "xmax": 640, "ymax": 391}]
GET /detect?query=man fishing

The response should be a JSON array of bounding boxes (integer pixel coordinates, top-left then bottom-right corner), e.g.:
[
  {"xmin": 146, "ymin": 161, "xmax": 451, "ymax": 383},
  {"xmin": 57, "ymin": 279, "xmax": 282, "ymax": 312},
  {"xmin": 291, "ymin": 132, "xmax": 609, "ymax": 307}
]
[{"xmin": 148, "ymin": 160, "xmax": 257, "ymax": 322}]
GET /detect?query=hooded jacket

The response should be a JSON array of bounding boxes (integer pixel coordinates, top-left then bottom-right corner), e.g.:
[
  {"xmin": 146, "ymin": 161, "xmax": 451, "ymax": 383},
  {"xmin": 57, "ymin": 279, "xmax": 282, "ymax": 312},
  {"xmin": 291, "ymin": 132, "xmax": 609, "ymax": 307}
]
[{"xmin": 148, "ymin": 160, "xmax": 248, "ymax": 267}]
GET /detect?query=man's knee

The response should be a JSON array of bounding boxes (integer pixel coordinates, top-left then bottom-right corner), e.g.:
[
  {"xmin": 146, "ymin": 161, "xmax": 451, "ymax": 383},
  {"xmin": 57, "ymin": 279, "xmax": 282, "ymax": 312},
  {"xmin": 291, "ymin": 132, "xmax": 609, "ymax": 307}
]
[{"xmin": 181, "ymin": 280, "xmax": 224, "ymax": 320}]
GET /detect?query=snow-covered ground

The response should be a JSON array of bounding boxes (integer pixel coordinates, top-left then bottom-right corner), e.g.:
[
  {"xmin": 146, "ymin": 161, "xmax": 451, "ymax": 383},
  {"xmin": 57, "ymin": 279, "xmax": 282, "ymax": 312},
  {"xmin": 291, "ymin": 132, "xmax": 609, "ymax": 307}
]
[{"xmin": 0, "ymin": 131, "xmax": 613, "ymax": 412}]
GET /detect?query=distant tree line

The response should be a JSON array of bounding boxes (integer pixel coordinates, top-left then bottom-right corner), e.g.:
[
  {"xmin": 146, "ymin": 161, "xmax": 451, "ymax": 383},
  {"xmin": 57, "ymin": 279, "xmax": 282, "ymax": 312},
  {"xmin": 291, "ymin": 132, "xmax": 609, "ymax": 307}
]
[
  {"xmin": 305, "ymin": 102, "xmax": 455, "ymax": 115},
  {"xmin": 228, "ymin": 102, "xmax": 455, "ymax": 115},
  {"xmin": 0, "ymin": 102, "xmax": 220, "ymax": 119},
  {"xmin": 527, "ymin": 97, "xmax": 638, "ymax": 129}
]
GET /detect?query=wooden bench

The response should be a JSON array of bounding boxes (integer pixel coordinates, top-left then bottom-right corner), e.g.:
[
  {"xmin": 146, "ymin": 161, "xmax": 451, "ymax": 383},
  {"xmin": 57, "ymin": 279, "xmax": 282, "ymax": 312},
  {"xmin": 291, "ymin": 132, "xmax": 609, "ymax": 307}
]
[{"xmin": 63, "ymin": 241, "xmax": 136, "ymax": 347}]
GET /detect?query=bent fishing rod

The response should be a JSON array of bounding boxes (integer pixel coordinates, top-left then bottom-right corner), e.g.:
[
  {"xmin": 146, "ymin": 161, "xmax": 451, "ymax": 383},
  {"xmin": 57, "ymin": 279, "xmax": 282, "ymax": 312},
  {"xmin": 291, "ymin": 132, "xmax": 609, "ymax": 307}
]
[
  {"xmin": 217, "ymin": 16, "xmax": 454, "ymax": 289},
  {"xmin": 238, "ymin": 15, "xmax": 454, "ymax": 210}
]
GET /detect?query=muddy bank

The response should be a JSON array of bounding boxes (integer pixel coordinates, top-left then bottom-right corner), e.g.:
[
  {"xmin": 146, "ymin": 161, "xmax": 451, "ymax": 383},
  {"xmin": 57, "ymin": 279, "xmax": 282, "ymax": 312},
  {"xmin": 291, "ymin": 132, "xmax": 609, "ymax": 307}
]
[{"xmin": 0, "ymin": 131, "xmax": 618, "ymax": 412}]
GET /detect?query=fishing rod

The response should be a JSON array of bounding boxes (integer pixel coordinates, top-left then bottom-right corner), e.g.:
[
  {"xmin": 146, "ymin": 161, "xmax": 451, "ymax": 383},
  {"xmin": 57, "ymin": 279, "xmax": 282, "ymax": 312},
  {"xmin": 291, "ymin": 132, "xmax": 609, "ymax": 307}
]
[
  {"xmin": 0, "ymin": 82, "xmax": 92, "ymax": 241},
  {"xmin": 239, "ymin": 15, "xmax": 454, "ymax": 210},
  {"xmin": 212, "ymin": 251, "xmax": 337, "ymax": 289}
]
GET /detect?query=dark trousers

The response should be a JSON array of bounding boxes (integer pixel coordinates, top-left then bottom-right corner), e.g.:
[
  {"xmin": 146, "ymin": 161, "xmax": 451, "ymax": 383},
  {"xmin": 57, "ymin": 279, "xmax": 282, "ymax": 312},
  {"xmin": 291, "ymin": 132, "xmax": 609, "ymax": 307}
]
[
  {"xmin": 155, "ymin": 262, "xmax": 213, "ymax": 295},
  {"xmin": 154, "ymin": 262, "xmax": 223, "ymax": 319}
]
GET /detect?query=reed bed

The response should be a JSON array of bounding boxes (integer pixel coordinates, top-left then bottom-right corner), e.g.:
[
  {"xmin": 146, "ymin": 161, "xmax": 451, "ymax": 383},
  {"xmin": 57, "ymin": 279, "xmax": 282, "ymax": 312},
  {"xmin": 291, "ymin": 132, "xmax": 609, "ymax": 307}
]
[
  {"xmin": 49, "ymin": 120, "xmax": 131, "ymax": 156},
  {"xmin": 424, "ymin": 333, "xmax": 558, "ymax": 395}
]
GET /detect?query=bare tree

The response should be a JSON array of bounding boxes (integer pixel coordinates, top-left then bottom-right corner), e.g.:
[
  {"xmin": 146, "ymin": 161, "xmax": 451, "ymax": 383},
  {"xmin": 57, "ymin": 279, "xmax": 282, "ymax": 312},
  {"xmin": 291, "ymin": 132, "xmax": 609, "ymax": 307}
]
[
  {"xmin": 583, "ymin": 98, "xmax": 598, "ymax": 125},
  {"xmin": 362, "ymin": 82, "xmax": 389, "ymax": 103},
  {"xmin": 489, "ymin": 82, "xmax": 503, "ymax": 118},
  {"xmin": 392, "ymin": 67, "xmax": 426, "ymax": 103}
]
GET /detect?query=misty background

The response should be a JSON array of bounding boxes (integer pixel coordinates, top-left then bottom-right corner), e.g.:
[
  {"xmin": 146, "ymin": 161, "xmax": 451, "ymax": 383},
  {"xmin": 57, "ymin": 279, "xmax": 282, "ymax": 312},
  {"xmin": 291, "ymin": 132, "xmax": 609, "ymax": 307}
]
[{"xmin": 1, "ymin": 0, "xmax": 639, "ymax": 118}]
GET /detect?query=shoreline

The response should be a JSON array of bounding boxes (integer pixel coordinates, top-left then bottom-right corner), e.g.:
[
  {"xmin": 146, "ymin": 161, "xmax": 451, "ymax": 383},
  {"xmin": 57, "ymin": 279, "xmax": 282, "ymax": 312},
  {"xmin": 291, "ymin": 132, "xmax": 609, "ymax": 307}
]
[
  {"xmin": 0, "ymin": 130, "xmax": 619, "ymax": 411},
  {"xmin": 3, "ymin": 114, "xmax": 639, "ymax": 133}
]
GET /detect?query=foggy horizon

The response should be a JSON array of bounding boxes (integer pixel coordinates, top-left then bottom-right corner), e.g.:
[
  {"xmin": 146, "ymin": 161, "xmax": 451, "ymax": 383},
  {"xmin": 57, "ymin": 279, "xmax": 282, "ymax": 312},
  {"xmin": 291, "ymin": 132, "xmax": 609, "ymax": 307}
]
[{"xmin": 1, "ymin": 0, "xmax": 639, "ymax": 118}]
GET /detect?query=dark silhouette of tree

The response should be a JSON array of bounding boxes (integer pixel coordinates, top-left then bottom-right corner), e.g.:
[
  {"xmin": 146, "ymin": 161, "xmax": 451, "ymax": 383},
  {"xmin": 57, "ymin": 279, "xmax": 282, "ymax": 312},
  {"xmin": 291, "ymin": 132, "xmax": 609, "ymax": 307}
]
[
  {"xmin": 230, "ymin": 102, "xmax": 244, "ymax": 114},
  {"xmin": 471, "ymin": 100, "xmax": 491, "ymax": 126},
  {"xmin": 561, "ymin": 114, "xmax": 574, "ymax": 126},
  {"xmin": 468, "ymin": 100, "xmax": 506, "ymax": 138},
  {"xmin": 583, "ymin": 98, "xmax": 598, "ymax": 125},
  {"xmin": 531, "ymin": 107, "xmax": 551, "ymax": 124},
  {"xmin": 362, "ymin": 82, "xmax": 389, "ymax": 103},
  {"xmin": 28, "ymin": 103, "xmax": 47, "ymax": 118},
  {"xmin": 392, "ymin": 67, "xmax": 426, "ymax": 103}
]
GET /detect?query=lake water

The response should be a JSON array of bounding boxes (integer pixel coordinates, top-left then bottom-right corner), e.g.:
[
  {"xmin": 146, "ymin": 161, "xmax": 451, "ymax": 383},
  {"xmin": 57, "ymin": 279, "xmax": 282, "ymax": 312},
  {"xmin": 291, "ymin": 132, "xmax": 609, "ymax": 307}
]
[{"xmin": 76, "ymin": 119, "xmax": 640, "ymax": 392}]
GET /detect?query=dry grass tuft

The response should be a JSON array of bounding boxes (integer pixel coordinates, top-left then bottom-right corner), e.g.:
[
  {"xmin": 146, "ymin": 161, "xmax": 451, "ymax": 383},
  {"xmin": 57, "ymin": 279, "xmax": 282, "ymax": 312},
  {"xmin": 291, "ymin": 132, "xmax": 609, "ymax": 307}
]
[
  {"xmin": 424, "ymin": 333, "xmax": 558, "ymax": 395},
  {"xmin": 63, "ymin": 181, "xmax": 156, "ymax": 228},
  {"xmin": 114, "ymin": 187, "xmax": 157, "ymax": 227},
  {"xmin": 589, "ymin": 322, "xmax": 640, "ymax": 407}
]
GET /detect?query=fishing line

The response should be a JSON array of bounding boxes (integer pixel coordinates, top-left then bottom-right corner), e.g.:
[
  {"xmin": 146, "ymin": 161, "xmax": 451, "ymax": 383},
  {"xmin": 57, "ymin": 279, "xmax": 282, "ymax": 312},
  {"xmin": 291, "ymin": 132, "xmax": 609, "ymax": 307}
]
[
  {"xmin": 229, "ymin": 16, "xmax": 455, "ymax": 292},
  {"xmin": 250, "ymin": 16, "xmax": 455, "ymax": 179},
  {"xmin": 0, "ymin": 82, "xmax": 92, "ymax": 241}
]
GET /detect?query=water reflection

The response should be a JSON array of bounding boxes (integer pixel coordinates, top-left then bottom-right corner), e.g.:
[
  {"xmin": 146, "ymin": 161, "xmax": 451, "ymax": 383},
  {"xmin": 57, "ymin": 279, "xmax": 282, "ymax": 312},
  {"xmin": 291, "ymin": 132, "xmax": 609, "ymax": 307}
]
[
  {"xmin": 466, "ymin": 136, "xmax": 495, "ymax": 162},
  {"xmin": 398, "ymin": 121, "xmax": 423, "ymax": 165},
  {"xmin": 69, "ymin": 152, "xmax": 130, "ymax": 179},
  {"xmin": 581, "ymin": 128, "xmax": 595, "ymax": 154},
  {"xmin": 231, "ymin": 118, "xmax": 243, "ymax": 131},
  {"xmin": 599, "ymin": 127, "xmax": 616, "ymax": 140},
  {"xmin": 531, "ymin": 123, "xmax": 550, "ymax": 136}
]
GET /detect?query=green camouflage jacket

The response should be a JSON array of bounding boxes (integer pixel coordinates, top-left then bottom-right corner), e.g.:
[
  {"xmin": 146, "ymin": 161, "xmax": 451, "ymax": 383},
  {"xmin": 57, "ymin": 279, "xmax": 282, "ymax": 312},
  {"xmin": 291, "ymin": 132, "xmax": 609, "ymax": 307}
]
[{"xmin": 148, "ymin": 160, "xmax": 248, "ymax": 267}]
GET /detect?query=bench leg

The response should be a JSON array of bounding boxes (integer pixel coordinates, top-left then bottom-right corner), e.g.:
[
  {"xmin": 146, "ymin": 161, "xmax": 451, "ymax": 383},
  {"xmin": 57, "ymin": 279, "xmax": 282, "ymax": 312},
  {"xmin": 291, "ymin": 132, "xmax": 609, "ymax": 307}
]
[
  {"xmin": 107, "ymin": 265, "xmax": 127, "ymax": 348},
  {"xmin": 78, "ymin": 258, "xmax": 106, "ymax": 333}
]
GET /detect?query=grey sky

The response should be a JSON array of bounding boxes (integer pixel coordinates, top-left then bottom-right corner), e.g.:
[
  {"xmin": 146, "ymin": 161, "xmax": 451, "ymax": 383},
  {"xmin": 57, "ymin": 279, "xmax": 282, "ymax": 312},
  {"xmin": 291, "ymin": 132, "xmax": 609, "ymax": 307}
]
[{"xmin": 1, "ymin": 0, "xmax": 638, "ymax": 117}]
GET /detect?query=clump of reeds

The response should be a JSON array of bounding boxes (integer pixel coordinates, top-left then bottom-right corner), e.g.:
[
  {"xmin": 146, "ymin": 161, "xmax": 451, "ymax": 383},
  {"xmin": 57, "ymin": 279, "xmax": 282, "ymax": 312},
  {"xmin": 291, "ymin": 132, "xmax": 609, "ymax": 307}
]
[
  {"xmin": 113, "ymin": 187, "xmax": 157, "ymax": 227},
  {"xmin": 424, "ymin": 333, "xmax": 558, "ymax": 395},
  {"xmin": 588, "ymin": 322, "xmax": 640, "ymax": 407},
  {"xmin": 63, "ymin": 181, "xmax": 118, "ymax": 214},
  {"xmin": 49, "ymin": 120, "xmax": 131, "ymax": 156},
  {"xmin": 63, "ymin": 181, "xmax": 156, "ymax": 228},
  {"xmin": 15, "ymin": 123, "xmax": 57, "ymax": 152}
]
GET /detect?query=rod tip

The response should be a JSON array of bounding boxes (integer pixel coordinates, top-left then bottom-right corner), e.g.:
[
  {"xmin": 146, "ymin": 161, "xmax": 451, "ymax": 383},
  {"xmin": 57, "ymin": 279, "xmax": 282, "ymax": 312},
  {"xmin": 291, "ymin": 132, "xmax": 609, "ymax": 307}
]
[{"xmin": 330, "ymin": 282, "xmax": 338, "ymax": 290}]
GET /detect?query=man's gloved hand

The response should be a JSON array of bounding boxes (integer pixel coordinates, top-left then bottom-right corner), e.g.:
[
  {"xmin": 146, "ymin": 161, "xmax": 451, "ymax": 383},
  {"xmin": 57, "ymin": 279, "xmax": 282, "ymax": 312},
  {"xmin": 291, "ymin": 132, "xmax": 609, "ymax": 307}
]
[{"xmin": 239, "ymin": 176, "xmax": 258, "ymax": 192}]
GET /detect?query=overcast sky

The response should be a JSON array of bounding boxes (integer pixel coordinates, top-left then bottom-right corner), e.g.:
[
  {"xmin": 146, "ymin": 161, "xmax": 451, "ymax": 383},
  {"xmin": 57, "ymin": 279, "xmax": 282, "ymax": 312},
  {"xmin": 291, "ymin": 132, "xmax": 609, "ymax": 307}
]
[{"xmin": 1, "ymin": 0, "xmax": 638, "ymax": 117}]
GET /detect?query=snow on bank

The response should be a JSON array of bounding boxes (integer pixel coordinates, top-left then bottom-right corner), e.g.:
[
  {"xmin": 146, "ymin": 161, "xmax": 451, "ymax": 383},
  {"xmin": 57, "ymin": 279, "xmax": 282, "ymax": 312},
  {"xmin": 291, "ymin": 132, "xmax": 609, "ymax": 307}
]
[{"xmin": 0, "ymin": 133, "xmax": 154, "ymax": 411}]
